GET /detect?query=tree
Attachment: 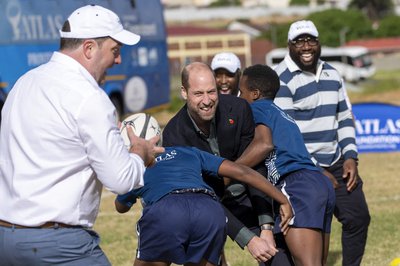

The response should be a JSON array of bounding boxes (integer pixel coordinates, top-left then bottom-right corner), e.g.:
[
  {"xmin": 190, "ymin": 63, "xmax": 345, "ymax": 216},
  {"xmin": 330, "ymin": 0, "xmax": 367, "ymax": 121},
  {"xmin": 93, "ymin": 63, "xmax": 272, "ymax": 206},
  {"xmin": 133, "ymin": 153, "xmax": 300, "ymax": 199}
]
[
  {"xmin": 374, "ymin": 15, "xmax": 400, "ymax": 37},
  {"xmin": 289, "ymin": 0, "xmax": 324, "ymax": 5},
  {"xmin": 290, "ymin": 0, "xmax": 309, "ymax": 5},
  {"xmin": 307, "ymin": 9, "xmax": 373, "ymax": 46},
  {"xmin": 348, "ymin": 0, "xmax": 394, "ymax": 21},
  {"xmin": 261, "ymin": 9, "xmax": 373, "ymax": 48},
  {"xmin": 209, "ymin": 0, "xmax": 241, "ymax": 7}
]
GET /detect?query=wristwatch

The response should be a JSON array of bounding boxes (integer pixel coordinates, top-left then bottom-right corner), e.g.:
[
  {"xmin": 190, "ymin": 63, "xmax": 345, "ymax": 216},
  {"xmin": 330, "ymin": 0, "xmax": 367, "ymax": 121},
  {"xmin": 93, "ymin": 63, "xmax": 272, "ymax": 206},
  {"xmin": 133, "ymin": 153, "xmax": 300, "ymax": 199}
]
[{"xmin": 261, "ymin": 224, "xmax": 274, "ymax": 231}]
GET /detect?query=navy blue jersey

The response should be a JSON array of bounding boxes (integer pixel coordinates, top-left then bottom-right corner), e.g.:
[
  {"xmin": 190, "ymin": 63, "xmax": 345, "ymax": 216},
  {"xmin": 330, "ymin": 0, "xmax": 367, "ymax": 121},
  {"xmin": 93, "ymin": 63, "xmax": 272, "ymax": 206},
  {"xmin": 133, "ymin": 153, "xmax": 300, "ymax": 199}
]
[
  {"xmin": 251, "ymin": 99, "xmax": 318, "ymax": 185},
  {"xmin": 117, "ymin": 146, "xmax": 225, "ymax": 206}
]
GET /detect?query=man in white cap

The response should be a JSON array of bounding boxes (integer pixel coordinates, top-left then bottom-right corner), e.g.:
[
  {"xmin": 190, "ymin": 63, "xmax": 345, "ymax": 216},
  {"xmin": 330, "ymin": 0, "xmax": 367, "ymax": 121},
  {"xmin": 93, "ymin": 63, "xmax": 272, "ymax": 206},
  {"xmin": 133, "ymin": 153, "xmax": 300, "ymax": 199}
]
[
  {"xmin": 274, "ymin": 20, "xmax": 370, "ymax": 266},
  {"xmin": 0, "ymin": 5, "xmax": 163, "ymax": 265},
  {"xmin": 211, "ymin": 52, "xmax": 242, "ymax": 96}
]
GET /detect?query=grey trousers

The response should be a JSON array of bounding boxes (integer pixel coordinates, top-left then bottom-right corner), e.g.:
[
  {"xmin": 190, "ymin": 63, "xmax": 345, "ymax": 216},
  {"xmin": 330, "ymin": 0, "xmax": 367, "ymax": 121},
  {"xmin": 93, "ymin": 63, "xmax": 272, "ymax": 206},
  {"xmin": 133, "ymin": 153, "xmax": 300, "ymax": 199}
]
[{"xmin": 0, "ymin": 226, "xmax": 111, "ymax": 266}]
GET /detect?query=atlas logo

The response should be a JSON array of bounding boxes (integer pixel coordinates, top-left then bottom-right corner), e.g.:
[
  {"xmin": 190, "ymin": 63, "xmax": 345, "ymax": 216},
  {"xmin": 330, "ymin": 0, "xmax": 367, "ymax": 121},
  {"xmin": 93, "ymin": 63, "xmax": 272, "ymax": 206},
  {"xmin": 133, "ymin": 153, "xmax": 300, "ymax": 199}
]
[
  {"xmin": 6, "ymin": 0, "xmax": 63, "ymax": 42},
  {"xmin": 355, "ymin": 118, "xmax": 400, "ymax": 135},
  {"xmin": 155, "ymin": 150, "xmax": 177, "ymax": 162}
]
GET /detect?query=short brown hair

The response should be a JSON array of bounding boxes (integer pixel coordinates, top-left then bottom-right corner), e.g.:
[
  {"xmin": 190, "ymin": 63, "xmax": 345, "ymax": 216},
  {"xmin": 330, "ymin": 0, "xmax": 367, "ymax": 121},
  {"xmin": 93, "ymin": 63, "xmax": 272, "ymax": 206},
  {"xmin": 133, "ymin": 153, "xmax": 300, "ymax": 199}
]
[
  {"xmin": 59, "ymin": 20, "xmax": 108, "ymax": 50},
  {"xmin": 181, "ymin": 62, "xmax": 214, "ymax": 90}
]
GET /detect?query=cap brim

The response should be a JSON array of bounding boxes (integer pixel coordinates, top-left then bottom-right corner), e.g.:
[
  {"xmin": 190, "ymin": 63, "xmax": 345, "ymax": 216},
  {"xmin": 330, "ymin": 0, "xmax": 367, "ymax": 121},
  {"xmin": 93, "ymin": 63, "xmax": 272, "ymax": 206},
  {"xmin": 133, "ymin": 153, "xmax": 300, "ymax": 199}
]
[
  {"xmin": 111, "ymin": 30, "xmax": 141, "ymax": 45},
  {"xmin": 212, "ymin": 64, "xmax": 237, "ymax": 73},
  {"xmin": 289, "ymin": 31, "xmax": 318, "ymax": 41}
]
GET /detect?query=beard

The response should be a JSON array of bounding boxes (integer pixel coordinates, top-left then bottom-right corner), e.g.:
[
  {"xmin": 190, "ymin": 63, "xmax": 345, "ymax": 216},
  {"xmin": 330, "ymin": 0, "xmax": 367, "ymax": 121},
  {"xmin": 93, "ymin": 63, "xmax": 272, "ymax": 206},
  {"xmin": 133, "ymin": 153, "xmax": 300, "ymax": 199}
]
[{"xmin": 289, "ymin": 46, "xmax": 321, "ymax": 73}]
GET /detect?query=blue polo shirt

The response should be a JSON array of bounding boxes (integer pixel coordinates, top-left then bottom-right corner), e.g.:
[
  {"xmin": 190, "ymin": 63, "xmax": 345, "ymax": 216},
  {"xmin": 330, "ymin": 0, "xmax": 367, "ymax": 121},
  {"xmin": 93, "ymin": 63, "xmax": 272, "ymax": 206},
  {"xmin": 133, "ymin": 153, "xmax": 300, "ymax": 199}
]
[
  {"xmin": 251, "ymin": 99, "xmax": 318, "ymax": 185},
  {"xmin": 117, "ymin": 146, "xmax": 225, "ymax": 206}
]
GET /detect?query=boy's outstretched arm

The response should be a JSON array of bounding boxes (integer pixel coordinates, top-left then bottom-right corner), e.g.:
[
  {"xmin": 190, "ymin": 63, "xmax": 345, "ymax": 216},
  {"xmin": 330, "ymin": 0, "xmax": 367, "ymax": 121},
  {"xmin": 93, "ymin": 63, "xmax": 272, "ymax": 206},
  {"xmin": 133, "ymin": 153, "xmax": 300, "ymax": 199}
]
[{"xmin": 236, "ymin": 125, "xmax": 274, "ymax": 168}]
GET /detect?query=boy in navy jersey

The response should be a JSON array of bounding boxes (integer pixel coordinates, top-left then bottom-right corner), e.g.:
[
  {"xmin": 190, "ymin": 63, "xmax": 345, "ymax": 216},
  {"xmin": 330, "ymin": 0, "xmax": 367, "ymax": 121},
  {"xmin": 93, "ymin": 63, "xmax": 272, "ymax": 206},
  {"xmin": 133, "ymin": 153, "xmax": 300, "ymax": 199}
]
[
  {"xmin": 236, "ymin": 64, "xmax": 335, "ymax": 266},
  {"xmin": 115, "ymin": 146, "xmax": 293, "ymax": 266}
]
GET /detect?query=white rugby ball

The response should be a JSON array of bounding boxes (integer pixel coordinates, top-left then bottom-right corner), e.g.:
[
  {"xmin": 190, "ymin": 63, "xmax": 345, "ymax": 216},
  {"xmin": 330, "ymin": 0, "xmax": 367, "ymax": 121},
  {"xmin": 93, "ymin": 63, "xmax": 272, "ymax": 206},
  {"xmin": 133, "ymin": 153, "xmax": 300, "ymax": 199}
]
[{"xmin": 120, "ymin": 113, "xmax": 161, "ymax": 148}]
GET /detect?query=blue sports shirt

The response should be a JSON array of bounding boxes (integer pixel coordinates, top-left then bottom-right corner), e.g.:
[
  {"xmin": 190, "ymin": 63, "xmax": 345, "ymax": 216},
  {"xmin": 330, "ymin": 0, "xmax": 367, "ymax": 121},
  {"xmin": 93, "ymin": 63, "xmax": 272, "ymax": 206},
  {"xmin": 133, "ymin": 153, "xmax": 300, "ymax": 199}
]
[
  {"xmin": 251, "ymin": 99, "xmax": 318, "ymax": 185},
  {"xmin": 117, "ymin": 146, "xmax": 225, "ymax": 206}
]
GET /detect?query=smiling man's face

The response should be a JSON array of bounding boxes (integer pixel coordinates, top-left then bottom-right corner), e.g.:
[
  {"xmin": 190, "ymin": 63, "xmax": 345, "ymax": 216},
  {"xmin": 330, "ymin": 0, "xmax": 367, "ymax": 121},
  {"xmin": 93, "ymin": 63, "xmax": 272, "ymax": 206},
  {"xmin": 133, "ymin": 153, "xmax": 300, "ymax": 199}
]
[
  {"xmin": 181, "ymin": 65, "xmax": 219, "ymax": 124},
  {"xmin": 289, "ymin": 34, "xmax": 321, "ymax": 73}
]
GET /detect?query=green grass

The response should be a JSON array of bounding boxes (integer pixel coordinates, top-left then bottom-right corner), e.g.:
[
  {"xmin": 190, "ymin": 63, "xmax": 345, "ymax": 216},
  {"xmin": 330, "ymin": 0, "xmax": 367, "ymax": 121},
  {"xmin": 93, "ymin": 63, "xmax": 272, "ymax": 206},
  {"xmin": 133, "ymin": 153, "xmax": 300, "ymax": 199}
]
[{"xmin": 352, "ymin": 69, "xmax": 400, "ymax": 95}]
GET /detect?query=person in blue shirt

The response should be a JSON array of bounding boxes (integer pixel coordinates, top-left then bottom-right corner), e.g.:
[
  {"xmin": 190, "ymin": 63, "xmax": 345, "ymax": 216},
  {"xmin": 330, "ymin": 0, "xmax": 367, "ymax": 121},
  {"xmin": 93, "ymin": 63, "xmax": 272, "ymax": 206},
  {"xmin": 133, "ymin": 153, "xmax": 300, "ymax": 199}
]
[
  {"xmin": 115, "ymin": 146, "xmax": 293, "ymax": 266},
  {"xmin": 236, "ymin": 64, "xmax": 336, "ymax": 266}
]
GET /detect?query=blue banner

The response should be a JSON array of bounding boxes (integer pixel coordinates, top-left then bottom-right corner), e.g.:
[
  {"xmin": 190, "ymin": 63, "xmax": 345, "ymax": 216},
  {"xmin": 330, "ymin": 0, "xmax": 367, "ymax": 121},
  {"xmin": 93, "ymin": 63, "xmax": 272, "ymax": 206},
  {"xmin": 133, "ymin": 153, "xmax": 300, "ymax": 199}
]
[{"xmin": 353, "ymin": 102, "xmax": 400, "ymax": 153}]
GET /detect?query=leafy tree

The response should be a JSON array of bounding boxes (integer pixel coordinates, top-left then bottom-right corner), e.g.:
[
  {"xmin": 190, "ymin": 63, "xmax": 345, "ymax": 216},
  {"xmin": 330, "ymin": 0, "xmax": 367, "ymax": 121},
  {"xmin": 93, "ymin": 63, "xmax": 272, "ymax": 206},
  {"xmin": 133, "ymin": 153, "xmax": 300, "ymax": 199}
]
[
  {"xmin": 348, "ymin": 0, "xmax": 394, "ymax": 21},
  {"xmin": 374, "ymin": 15, "xmax": 400, "ymax": 37},
  {"xmin": 307, "ymin": 9, "xmax": 373, "ymax": 46},
  {"xmin": 261, "ymin": 9, "xmax": 373, "ymax": 47},
  {"xmin": 290, "ymin": 0, "xmax": 309, "ymax": 5},
  {"xmin": 260, "ymin": 23, "xmax": 291, "ymax": 48},
  {"xmin": 209, "ymin": 0, "xmax": 241, "ymax": 7},
  {"xmin": 289, "ymin": 0, "xmax": 324, "ymax": 5}
]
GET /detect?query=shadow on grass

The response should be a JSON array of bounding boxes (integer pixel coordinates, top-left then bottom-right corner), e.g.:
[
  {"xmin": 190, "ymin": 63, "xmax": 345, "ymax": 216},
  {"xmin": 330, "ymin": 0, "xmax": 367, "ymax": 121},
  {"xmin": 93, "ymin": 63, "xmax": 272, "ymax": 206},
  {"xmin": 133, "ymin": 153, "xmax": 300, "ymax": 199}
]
[{"xmin": 327, "ymin": 250, "xmax": 341, "ymax": 266}]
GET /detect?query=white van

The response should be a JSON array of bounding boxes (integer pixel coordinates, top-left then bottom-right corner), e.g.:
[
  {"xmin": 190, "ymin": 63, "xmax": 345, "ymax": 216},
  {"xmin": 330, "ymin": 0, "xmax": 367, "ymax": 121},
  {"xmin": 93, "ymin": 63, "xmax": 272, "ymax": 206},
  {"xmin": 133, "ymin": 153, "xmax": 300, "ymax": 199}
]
[{"xmin": 266, "ymin": 46, "xmax": 376, "ymax": 82}]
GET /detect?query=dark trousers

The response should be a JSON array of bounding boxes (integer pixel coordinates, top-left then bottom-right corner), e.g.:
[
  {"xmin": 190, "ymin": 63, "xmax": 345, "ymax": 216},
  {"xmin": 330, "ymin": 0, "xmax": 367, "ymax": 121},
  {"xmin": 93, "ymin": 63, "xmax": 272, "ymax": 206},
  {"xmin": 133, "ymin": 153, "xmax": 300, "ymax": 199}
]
[{"xmin": 325, "ymin": 158, "xmax": 371, "ymax": 266}]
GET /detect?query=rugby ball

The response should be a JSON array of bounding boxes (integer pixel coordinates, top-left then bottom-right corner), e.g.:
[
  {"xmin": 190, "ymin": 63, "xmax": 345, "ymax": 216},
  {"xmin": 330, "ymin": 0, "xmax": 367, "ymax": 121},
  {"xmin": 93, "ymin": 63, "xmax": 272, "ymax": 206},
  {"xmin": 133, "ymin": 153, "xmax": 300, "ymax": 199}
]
[{"xmin": 120, "ymin": 113, "xmax": 161, "ymax": 148}]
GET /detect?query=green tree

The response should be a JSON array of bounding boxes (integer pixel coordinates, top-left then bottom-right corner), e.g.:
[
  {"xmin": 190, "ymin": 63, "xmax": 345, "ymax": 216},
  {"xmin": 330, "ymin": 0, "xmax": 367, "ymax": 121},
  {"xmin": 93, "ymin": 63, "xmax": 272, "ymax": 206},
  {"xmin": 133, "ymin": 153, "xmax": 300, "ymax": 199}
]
[
  {"xmin": 348, "ymin": 0, "xmax": 394, "ymax": 21},
  {"xmin": 261, "ymin": 9, "xmax": 373, "ymax": 48},
  {"xmin": 289, "ymin": 0, "xmax": 324, "ymax": 5},
  {"xmin": 374, "ymin": 15, "xmax": 400, "ymax": 37},
  {"xmin": 290, "ymin": 0, "xmax": 309, "ymax": 5},
  {"xmin": 209, "ymin": 0, "xmax": 241, "ymax": 7},
  {"xmin": 260, "ymin": 23, "xmax": 291, "ymax": 48},
  {"xmin": 307, "ymin": 9, "xmax": 373, "ymax": 46}
]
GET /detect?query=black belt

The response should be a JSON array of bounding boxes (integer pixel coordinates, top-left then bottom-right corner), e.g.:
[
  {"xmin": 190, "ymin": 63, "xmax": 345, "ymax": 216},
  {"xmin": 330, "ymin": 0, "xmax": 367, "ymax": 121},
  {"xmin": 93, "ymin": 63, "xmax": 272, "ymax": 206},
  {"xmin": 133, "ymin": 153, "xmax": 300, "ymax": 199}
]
[
  {"xmin": 170, "ymin": 188, "xmax": 218, "ymax": 200},
  {"xmin": 0, "ymin": 219, "xmax": 83, "ymax": 229}
]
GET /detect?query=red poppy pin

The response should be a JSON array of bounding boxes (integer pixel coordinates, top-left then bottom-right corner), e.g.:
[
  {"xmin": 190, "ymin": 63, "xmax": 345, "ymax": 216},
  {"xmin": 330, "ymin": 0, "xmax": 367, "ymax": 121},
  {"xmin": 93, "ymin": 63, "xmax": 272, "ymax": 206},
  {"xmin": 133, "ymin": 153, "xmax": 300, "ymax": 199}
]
[{"xmin": 228, "ymin": 118, "xmax": 234, "ymax": 125}]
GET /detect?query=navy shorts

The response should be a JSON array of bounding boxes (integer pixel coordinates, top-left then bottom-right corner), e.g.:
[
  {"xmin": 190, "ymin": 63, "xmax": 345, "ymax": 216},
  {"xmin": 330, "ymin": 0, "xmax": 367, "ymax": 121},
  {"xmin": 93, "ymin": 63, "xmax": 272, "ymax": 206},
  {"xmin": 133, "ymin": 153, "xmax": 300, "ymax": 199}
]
[
  {"xmin": 136, "ymin": 192, "xmax": 227, "ymax": 265},
  {"xmin": 274, "ymin": 169, "xmax": 335, "ymax": 233}
]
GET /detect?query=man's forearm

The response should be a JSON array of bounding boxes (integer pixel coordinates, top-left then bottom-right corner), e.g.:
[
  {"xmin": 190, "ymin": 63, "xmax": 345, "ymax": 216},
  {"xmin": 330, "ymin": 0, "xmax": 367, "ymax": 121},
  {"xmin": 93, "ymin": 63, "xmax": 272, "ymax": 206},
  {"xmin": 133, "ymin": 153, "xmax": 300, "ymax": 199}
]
[{"xmin": 222, "ymin": 205, "xmax": 256, "ymax": 249}]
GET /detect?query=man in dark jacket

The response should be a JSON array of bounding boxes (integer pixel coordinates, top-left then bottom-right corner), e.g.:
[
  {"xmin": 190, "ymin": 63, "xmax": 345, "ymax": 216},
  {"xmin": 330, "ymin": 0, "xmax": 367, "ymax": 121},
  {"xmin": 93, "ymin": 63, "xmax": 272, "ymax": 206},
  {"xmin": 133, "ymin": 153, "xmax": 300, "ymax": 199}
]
[{"xmin": 163, "ymin": 62, "xmax": 293, "ymax": 265}]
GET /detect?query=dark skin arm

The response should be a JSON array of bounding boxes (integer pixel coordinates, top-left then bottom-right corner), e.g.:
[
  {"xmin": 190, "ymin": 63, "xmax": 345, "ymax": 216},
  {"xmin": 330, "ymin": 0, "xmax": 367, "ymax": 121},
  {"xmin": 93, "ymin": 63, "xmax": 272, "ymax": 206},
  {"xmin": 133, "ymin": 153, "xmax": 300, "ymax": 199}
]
[
  {"xmin": 323, "ymin": 158, "xmax": 358, "ymax": 191},
  {"xmin": 219, "ymin": 160, "xmax": 292, "ymax": 235},
  {"xmin": 343, "ymin": 158, "xmax": 358, "ymax": 192},
  {"xmin": 235, "ymin": 124, "xmax": 281, "ymax": 254},
  {"xmin": 114, "ymin": 158, "xmax": 292, "ymax": 234},
  {"xmin": 115, "ymin": 200, "xmax": 131, "ymax": 213},
  {"xmin": 236, "ymin": 124, "xmax": 274, "ymax": 168}
]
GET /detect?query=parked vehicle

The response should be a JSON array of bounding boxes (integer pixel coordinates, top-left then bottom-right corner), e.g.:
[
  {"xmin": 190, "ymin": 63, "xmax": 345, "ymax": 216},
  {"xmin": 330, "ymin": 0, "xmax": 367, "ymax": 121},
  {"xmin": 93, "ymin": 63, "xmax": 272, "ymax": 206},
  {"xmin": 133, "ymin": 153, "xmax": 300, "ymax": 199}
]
[
  {"xmin": 0, "ymin": 0, "xmax": 170, "ymax": 120},
  {"xmin": 266, "ymin": 46, "xmax": 376, "ymax": 82}
]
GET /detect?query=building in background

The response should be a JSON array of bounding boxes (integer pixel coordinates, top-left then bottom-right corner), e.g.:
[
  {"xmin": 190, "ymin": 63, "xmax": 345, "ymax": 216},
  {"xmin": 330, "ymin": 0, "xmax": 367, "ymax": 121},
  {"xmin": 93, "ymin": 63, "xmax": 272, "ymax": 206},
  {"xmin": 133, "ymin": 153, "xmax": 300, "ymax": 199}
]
[{"xmin": 167, "ymin": 25, "xmax": 252, "ymax": 74}]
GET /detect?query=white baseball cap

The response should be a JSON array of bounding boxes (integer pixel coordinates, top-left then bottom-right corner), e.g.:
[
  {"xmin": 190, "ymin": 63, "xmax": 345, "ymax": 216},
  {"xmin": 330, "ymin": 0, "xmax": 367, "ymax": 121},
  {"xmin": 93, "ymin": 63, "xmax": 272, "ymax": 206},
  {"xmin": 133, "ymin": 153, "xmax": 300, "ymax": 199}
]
[
  {"xmin": 288, "ymin": 20, "xmax": 319, "ymax": 41},
  {"xmin": 60, "ymin": 5, "xmax": 140, "ymax": 45},
  {"xmin": 211, "ymin": 52, "xmax": 241, "ymax": 73}
]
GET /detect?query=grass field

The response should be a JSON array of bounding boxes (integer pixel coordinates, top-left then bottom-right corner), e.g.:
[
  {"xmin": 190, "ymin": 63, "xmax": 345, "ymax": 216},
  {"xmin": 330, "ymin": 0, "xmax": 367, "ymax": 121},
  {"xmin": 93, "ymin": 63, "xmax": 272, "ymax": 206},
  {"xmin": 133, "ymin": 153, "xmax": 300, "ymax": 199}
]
[{"xmin": 94, "ymin": 69, "xmax": 400, "ymax": 266}]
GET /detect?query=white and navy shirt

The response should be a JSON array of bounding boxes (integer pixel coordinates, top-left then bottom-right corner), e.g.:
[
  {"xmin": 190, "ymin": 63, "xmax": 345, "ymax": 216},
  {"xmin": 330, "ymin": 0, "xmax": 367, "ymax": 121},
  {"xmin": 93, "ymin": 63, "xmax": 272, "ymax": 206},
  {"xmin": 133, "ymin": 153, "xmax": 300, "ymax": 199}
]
[{"xmin": 274, "ymin": 54, "xmax": 358, "ymax": 167}]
